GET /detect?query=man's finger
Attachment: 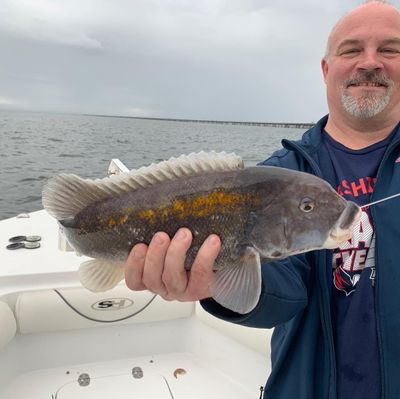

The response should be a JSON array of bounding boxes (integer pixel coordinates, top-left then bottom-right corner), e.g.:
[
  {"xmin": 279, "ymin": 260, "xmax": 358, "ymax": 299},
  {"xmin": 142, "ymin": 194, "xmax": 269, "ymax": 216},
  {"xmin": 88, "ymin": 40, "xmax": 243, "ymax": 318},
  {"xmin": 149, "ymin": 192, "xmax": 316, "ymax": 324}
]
[
  {"xmin": 162, "ymin": 228, "xmax": 192, "ymax": 296},
  {"xmin": 185, "ymin": 234, "xmax": 221, "ymax": 301},
  {"xmin": 125, "ymin": 243, "xmax": 148, "ymax": 291},
  {"xmin": 142, "ymin": 232, "xmax": 170, "ymax": 296}
]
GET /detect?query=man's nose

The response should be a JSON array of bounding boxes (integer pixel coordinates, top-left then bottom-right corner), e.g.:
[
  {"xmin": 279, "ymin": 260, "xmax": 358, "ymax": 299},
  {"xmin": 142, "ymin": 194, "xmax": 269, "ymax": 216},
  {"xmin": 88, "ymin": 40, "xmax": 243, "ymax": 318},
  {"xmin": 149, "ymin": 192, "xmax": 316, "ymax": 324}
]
[{"xmin": 356, "ymin": 50, "xmax": 384, "ymax": 71}]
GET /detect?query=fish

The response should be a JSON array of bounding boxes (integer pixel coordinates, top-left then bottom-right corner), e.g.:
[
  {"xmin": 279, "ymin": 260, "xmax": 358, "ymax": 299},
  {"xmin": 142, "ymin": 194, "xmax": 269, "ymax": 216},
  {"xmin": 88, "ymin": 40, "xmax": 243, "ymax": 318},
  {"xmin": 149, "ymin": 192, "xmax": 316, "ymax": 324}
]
[{"xmin": 42, "ymin": 151, "xmax": 361, "ymax": 314}]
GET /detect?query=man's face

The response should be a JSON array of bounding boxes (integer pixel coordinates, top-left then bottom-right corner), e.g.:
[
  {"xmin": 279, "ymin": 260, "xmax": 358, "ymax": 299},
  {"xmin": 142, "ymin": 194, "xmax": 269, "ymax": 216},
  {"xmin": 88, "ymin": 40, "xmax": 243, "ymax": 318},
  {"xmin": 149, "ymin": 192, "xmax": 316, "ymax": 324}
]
[{"xmin": 322, "ymin": 4, "xmax": 400, "ymax": 121}]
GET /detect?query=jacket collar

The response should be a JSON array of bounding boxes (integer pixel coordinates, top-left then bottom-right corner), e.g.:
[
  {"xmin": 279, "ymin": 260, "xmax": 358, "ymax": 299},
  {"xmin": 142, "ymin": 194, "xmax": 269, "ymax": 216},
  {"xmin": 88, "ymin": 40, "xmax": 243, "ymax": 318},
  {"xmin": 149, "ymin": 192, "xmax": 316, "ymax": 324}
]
[
  {"xmin": 283, "ymin": 114, "xmax": 400, "ymax": 156},
  {"xmin": 281, "ymin": 115, "xmax": 327, "ymax": 156}
]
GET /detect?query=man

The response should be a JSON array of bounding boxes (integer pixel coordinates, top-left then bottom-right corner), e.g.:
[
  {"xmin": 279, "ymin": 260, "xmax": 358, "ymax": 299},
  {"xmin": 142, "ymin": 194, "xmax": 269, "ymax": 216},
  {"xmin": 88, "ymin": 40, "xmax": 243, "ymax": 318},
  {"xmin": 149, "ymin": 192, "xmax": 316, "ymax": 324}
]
[{"xmin": 124, "ymin": 1, "xmax": 400, "ymax": 398}]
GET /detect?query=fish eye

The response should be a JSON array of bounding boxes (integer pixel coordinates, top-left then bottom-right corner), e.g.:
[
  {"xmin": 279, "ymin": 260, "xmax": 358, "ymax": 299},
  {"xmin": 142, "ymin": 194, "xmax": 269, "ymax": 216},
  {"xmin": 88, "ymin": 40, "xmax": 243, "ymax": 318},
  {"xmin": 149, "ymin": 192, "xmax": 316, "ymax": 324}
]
[{"xmin": 299, "ymin": 198, "xmax": 315, "ymax": 213}]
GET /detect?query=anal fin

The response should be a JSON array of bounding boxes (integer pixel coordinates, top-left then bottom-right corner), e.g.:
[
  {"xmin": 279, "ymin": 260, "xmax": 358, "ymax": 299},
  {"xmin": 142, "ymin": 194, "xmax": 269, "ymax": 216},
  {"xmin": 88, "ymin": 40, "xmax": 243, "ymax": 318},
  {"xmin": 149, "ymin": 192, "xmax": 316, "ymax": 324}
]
[
  {"xmin": 79, "ymin": 259, "xmax": 125, "ymax": 292},
  {"xmin": 211, "ymin": 247, "xmax": 261, "ymax": 314}
]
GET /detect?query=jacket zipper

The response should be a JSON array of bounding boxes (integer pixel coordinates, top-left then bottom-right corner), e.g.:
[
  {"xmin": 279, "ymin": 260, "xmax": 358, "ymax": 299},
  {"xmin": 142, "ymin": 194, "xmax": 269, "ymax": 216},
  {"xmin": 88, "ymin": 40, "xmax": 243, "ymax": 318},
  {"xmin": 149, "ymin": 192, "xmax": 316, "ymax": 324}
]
[
  {"xmin": 282, "ymin": 139, "xmax": 337, "ymax": 399},
  {"xmin": 368, "ymin": 137, "xmax": 400, "ymax": 399}
]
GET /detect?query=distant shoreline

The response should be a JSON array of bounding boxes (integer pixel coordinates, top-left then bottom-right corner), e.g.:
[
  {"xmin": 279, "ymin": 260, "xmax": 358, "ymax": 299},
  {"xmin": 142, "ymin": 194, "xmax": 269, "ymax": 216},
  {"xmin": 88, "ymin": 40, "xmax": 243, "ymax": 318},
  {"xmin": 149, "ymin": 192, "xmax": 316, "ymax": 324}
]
[{"xmin": 84, "ymin": 114, "xmax": 314, "ymax": 129}]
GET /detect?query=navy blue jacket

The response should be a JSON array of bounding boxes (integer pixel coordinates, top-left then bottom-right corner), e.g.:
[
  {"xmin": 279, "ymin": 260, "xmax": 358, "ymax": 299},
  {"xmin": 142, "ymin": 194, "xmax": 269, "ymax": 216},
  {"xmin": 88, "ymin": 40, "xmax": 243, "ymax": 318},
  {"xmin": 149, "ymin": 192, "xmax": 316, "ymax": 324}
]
[{"xmin": 201, "ymin": 115, "xmax": 400, "ymax": 399}]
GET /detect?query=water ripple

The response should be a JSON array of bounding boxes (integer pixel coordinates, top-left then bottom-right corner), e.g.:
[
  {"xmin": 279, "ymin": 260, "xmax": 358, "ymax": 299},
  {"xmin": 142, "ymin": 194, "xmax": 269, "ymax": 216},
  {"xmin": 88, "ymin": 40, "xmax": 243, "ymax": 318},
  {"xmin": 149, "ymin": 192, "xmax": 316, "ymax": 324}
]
[{"xmin": 58, "ymin": 153, "xmax": 85, "ymax": 158}]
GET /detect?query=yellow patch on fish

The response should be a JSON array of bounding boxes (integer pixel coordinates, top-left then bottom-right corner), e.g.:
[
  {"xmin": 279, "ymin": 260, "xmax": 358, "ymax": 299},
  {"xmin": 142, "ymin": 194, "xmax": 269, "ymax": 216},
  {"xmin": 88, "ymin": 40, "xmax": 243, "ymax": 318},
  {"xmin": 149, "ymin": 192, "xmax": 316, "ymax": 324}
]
[
  {"xmin": 137, "ymin": 208, "xmax": 157, "ymax": 222},
  {"xmin": 137, "ymin": 191, "xmax": 256, "ymax": 224},
  {"xmin": 107, "ymin": 218, "xmax": 117, "ymax": 228},
  {"xmin": 119, "ymin": 214, "xmax": 129, "ymax": 224},
  {"xmin": 106, "ymin": 214, "xmax": 129, "ymax": 229}
]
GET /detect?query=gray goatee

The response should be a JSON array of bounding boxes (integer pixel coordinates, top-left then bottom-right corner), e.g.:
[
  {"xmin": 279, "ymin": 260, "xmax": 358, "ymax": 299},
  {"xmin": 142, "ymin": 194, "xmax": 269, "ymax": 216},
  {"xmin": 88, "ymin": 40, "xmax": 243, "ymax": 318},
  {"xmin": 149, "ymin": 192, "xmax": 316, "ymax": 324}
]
[{"xmin": 341, "ymin": 71, "xmax": 393, "ymax": 119}]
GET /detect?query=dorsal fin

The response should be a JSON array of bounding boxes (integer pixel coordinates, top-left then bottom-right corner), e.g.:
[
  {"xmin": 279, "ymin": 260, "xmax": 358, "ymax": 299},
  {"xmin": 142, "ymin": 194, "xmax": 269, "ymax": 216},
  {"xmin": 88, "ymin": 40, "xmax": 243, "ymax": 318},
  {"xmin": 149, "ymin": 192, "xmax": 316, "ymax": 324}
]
[{"xmin": 42, "ymin": 151, "xmax": 244, "ymax": 220}]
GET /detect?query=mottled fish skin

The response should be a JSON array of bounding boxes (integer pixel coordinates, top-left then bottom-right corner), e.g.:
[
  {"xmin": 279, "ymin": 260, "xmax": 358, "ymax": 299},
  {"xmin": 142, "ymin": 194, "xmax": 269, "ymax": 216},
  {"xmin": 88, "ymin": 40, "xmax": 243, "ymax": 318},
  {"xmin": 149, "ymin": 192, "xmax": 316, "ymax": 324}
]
[
  {"xmin": 60, "ymin": 168, "xmax": 263, "ymax": 270},
  {"xmin": 58, "ymin": 166, "xmax": 352, "ymax": 268}
]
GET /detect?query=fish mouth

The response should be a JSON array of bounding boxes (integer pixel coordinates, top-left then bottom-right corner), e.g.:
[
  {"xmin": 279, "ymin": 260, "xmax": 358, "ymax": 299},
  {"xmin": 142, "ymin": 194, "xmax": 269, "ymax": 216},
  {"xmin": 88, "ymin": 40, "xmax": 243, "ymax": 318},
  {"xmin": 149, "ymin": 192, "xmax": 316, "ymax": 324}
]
[{"xmin": 324, "ymin": 201, "xmax": 361, "ymax": 248}]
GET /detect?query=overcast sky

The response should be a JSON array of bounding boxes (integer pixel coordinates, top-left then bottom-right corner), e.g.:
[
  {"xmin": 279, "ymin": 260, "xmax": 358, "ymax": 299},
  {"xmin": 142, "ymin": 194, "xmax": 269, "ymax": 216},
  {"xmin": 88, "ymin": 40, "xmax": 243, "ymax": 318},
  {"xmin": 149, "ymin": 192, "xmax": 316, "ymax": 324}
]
[{"xmin": 0, "ymin": 0, "xmax": 363, "ymax": 122}]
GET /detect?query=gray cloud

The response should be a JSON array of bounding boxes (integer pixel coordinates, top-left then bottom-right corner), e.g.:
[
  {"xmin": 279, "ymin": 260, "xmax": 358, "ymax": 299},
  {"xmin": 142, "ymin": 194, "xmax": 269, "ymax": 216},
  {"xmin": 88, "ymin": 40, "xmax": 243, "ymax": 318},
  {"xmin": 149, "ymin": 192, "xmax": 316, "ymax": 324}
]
[{"xmin": 0, "ymin": 0, "xmax": 361, "ymax": 122}]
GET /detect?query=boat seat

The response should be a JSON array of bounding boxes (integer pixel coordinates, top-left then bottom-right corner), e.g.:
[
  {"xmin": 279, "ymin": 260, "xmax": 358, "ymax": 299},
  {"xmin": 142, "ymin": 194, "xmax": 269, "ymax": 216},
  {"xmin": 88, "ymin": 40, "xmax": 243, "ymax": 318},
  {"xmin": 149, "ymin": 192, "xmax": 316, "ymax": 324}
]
[
  {"xmin": 5, "ymin": 285, "xmax": 272, "ymax": 358},
  {"xmin": 14, "ymin": 285, "xmax": 194, "ymax": 334},
  {"xmin": 0, "ymin": 301, "xmax": 17, "ymax": 350}
]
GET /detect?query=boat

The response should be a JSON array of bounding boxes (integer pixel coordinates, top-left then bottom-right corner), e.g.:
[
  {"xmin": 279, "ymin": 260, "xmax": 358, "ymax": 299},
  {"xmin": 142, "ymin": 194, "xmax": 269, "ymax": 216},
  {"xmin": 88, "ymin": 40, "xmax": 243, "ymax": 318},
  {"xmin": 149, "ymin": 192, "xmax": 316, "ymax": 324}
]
[{"xmin": 0, "ymin": 160, "xmax": 272, "ymax": 398}]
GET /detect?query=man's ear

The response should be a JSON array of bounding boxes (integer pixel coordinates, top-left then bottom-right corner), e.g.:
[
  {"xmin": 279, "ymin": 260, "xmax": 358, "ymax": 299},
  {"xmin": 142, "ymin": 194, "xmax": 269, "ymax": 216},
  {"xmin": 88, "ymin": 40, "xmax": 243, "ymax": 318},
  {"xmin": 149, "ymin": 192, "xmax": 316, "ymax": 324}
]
[{"xmin": 321, "ymin": 58, "xmax": 329, "ymax": 84}]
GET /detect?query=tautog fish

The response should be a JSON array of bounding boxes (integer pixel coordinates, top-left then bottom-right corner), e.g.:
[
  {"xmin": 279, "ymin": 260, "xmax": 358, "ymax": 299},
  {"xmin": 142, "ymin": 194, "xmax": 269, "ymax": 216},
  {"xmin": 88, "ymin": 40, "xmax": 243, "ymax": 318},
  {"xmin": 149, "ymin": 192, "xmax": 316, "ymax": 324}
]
[{"xmin": 42, "ymin": 152, "xmax": 360, "ymax": 314}]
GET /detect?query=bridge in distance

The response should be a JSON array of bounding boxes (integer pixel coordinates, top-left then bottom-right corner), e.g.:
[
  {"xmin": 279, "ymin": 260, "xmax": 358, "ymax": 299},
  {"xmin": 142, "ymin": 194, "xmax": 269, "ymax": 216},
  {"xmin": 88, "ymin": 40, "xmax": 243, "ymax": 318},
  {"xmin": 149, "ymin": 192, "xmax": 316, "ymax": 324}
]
[{"xmin": 87, "ymin": 114, "xmax": 314, "ymax": 130}]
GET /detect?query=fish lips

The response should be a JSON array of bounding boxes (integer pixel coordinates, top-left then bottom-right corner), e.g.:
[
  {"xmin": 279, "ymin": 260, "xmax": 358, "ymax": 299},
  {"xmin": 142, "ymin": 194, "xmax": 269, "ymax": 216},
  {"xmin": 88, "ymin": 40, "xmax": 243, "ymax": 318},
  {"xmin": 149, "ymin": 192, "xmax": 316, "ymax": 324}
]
[{"xmin": 325, "ymin": 201, "xmax": 361, "ymax": 248}]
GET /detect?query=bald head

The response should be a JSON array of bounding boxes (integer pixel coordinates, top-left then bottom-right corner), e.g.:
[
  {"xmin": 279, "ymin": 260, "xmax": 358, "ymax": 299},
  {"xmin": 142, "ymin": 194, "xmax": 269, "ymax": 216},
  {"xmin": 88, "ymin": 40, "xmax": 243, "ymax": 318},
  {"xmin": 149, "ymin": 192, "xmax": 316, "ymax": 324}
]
[
  {"xmin": 325, "ymin": 1, "xmax": 400, "ymax": 61},
  {"xmin": 321, "ymin": 0, "xmax": 400, "ymax": 144}
]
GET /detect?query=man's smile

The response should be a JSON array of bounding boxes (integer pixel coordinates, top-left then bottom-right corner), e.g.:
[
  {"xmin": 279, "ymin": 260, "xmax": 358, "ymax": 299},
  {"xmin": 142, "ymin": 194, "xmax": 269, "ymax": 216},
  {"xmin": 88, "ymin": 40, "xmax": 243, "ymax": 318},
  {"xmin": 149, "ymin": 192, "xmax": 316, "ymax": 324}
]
[{"xmin": 348, "ymin": 82, "xmax": 387, "ymax": 87}]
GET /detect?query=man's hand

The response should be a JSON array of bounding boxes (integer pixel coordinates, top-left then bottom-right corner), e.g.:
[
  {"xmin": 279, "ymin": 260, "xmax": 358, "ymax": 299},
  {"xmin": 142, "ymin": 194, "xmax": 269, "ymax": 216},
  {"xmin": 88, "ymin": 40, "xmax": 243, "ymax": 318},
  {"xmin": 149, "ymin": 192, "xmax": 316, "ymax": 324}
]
[{"xmin": 124, "ymin": 227, "xmax": 221, "ymax": 301}]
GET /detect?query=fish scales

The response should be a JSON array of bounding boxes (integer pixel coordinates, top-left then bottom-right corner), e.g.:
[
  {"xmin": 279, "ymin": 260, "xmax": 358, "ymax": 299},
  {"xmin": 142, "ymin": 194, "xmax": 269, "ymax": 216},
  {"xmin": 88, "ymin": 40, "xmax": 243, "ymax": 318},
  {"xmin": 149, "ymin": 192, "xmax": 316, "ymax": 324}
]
[{"xmin": 61, "ymin": 169, "xmax": 265, "ymax": 270}]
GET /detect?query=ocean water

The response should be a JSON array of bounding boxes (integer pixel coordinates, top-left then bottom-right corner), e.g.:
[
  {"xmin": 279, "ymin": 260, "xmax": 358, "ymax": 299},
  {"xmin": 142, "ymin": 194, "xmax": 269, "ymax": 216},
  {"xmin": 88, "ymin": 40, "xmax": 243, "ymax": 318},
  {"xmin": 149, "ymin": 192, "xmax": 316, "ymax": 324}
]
[{"xmin": 0, "ymin": 111, "xmax": 306, "ymax": 220}]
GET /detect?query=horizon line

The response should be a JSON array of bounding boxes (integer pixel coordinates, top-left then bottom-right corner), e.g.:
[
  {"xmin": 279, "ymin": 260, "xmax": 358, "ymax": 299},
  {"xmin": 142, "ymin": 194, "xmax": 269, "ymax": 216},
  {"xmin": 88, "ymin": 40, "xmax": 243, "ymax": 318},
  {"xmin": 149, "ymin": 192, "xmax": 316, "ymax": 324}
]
[{"xmin": 84, "ymin": 114, "xmax": 314, "ymax": 128}]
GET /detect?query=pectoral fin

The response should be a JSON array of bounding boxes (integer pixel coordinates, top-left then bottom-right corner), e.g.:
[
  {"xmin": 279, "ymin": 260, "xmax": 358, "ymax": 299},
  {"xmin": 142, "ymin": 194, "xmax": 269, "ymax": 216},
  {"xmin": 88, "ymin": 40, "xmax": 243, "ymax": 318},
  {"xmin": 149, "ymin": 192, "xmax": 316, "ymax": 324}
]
[
  {"xmin": 79, "ymin": 259, "xmax": 125, "ymax": 292},
  {"xmin": 211, "ymin": 248, "xmax": 261, "ymax": 314}
]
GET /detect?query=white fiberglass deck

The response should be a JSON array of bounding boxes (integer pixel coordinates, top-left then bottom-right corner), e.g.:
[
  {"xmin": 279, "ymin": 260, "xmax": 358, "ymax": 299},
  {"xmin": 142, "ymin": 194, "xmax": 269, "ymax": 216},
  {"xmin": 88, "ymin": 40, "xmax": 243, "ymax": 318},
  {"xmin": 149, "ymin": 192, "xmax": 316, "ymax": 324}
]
[
  {"xmin": 0, "ymin": 210, "xmax": 272, "ymax": 398},
  {"xmin": 0, "ymin": 315, "xmax": 268, "ymax": 399},
  {"xmin": 0, "ymin": 210, "xmax": 84, "ymax": 295}
]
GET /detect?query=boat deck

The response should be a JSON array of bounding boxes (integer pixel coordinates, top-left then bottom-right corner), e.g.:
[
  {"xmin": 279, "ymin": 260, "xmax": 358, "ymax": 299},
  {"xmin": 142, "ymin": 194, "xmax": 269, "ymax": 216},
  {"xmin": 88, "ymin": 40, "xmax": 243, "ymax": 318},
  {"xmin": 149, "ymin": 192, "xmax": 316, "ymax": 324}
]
[
  {"xmin": 0, "ymin": 313, "xmax": 269, "ymax": 399},
  {"xmin": 2, "ymin": 352, "xmax": 261, "ymax": 399}
]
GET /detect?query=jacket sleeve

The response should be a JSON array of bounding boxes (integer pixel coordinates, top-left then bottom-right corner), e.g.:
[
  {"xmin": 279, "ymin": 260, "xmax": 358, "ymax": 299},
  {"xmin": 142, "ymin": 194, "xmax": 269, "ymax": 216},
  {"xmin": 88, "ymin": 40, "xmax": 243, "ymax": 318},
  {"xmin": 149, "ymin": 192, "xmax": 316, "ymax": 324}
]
[{"xmin": 200, "ymin": 148, "xmax": 312, "ymax": 328}]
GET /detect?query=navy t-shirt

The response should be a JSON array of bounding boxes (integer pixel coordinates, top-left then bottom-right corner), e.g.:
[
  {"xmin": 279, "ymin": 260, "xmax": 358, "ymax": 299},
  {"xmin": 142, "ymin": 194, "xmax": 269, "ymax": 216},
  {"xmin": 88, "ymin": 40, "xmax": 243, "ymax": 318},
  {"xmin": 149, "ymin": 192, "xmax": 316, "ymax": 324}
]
[{"xmin": 320, "ymin": 130, "xmax": 395, "ymax": 399}]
